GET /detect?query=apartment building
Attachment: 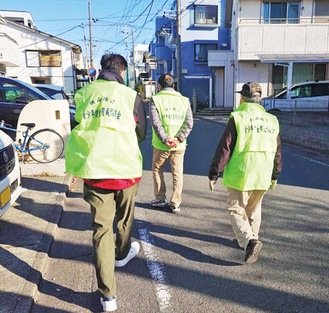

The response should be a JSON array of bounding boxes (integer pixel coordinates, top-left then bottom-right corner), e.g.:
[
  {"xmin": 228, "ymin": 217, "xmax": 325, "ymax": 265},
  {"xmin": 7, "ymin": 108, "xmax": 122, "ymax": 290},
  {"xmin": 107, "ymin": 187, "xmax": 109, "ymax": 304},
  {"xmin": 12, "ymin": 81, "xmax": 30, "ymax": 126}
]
[
  {"xmin": 0, "ymin": 10, "xmax": 83, "ymax": 96},
  {"xmin": 210, "ymin": 0, "xmax": 329, "ymax": 108},
  {"xmin": 151, "ymin": 0, "xmax": 231, "ymax": 108}
]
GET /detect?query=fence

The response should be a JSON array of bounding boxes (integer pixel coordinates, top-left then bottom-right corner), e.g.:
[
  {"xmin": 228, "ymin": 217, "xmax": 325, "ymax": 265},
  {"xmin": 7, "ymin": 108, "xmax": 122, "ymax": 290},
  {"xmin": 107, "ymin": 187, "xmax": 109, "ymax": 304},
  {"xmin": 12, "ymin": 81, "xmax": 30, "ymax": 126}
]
[{"xmin": 274, "ymin": 111, "xmax": 329, "ymax": 154}]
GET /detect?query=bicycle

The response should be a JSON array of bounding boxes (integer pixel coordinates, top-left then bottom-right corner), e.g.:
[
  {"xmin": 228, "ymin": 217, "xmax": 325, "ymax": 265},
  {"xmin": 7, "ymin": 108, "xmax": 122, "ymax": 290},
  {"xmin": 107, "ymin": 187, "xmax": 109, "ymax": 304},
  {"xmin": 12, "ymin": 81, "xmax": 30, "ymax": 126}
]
[{"xmin": 0, "ymin": 120, "xmax": 64, "ymax": 163}]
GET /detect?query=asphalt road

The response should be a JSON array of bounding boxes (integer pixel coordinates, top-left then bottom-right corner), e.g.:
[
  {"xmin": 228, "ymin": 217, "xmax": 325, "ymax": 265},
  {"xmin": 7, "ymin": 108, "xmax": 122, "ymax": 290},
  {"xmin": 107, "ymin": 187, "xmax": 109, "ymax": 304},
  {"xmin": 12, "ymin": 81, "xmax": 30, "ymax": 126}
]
[{"xmin": 29, "ymin": 118, "xmax": 329, "ymax": 312}]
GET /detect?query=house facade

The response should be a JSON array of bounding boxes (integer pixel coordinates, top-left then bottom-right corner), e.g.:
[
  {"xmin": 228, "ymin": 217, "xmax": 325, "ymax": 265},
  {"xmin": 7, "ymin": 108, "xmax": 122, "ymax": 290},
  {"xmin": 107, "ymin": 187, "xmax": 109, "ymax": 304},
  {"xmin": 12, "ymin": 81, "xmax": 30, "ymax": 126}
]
[
  {"xmin": 210, "ymin": 0, "xmax": 329, "ymax": 108},
  {"xmin": 149, "ymin": 0, "xmax": 329, "ymax": 109},
  {"xmin": 150, "ymin": 0, "xmax": 232, "ymax": 108},
  {"xmin": 0, "ymin": 11, "xmax": 83, "ymax": 97}
]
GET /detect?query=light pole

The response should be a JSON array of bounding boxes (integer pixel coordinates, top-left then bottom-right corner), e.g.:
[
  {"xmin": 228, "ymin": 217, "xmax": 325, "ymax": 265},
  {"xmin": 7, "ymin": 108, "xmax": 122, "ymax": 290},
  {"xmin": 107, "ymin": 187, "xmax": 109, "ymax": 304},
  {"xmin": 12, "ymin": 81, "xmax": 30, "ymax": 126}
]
[
  {"xmin": 131, "ymin": 26, "xmax": 136, "ymax": 86},
  {"xmin": 176, "ymin": 0, "xmax": 182, "ymax": 92},
  {"xmin": 81, "ymin": 24, "xmax": 89, "ymax": 69},
  {"xmin": 122, "ymin": 25, "xmax": 136, "ymax": 87}
]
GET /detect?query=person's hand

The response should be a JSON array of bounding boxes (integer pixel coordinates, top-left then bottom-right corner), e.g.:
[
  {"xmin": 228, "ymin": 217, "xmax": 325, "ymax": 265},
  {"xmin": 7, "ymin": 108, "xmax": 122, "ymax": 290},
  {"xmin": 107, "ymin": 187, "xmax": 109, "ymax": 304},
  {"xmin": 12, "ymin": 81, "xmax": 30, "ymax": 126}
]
[
  {"xmin": 270, "ymin": 180, "xmax": 277, "ymax": 190},
  {"xmin": 209, "ymin": 180, "xmax": 217, "ymax": 191},
  {"xmin": 166, "ymin": 138, "xmax": 179, "ymax": 149}
]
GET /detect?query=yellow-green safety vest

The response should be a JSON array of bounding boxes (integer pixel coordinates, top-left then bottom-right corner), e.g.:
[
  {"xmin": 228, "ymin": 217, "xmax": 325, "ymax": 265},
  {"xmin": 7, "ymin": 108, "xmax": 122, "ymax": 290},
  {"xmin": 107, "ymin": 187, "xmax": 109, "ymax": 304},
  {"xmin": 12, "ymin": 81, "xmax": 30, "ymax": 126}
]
[
  {"xmin": 65, "ymin": 80, "xmax": 143, "ymax": 179},
  {"xmin": 152, "ymin": 90, "xmax": 189, "ymax": 151},
  {"xmin": 222, "ymin": 102, "xmax": 279, "ymax": 191}
]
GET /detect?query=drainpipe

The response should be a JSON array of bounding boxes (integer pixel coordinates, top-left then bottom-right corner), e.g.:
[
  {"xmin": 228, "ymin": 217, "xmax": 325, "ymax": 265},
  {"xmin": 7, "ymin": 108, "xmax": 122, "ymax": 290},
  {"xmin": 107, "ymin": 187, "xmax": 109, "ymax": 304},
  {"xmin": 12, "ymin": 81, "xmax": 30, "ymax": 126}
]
[{"xmin": 209, "ymin": 75, "xmax": 213, "ymax": 108}]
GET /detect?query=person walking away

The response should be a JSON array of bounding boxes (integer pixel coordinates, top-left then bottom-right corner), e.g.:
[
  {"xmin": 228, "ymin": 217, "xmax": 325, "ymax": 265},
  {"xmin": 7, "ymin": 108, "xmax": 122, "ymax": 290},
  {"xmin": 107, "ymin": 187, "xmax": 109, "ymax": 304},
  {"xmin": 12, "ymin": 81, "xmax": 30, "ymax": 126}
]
[
  {"xmin": 65, "ymin": 54, "xmax": 147, "ymax": 312},
  {"xmin": 150, "ymin": 73, "xmax": 193, "ymax": 213},
  {"xmin": 208, "ymin": 82, "xmax": 282, "ymax": 264}
]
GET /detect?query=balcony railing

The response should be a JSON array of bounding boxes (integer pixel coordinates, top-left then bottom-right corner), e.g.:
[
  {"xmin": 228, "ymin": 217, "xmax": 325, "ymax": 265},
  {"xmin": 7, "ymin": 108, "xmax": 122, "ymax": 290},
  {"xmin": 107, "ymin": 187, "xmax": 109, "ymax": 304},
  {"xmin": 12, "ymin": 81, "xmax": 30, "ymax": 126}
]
[{"xmin": 239, "ymin": 17, "xmax": 329, "ymax": 25}]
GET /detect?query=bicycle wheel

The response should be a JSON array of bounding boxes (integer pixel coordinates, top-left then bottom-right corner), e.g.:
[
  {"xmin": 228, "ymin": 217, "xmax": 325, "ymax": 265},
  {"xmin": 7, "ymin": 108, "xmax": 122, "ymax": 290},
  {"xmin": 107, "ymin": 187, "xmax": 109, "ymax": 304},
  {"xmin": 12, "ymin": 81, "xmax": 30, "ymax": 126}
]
[{"xmin": 27, "ymin": 129, "xmax": 64, "ymax": 163}]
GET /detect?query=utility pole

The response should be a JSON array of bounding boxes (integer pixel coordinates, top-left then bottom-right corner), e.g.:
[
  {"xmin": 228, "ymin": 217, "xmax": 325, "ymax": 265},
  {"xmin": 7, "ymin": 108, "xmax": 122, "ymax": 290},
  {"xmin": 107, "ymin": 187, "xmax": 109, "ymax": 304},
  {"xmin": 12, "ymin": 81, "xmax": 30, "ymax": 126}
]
[
  {"xmin": 176, "ymin": 0, "xmax": 182, "ymax": 92},
  {"xmin": 82, "ymin": 24, "xmax": 89, "ymax": 69},
  {"xmin": 131, "ymin": 26, "xmax": 136, "ymax": 86},
  {"xmin": 88, "ymin": 0, "xmax": 94, "ymax": 67}
]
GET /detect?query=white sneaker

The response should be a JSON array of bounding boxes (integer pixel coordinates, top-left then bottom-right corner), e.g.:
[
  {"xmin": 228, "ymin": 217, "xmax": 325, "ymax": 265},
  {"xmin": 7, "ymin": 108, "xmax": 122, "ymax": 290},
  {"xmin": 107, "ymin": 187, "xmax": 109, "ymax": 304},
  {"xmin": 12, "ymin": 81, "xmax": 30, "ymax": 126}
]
[
  {"xmin": 115, "ymin": 241, "xmax": 140, "ymax": 267},
  {"xmin": 170, "ymin": 205, "xmax": 181, "ymax": 214},
  {"xmin": 100, "ymin": 296, "xmax": 117, "ymax": 312}
]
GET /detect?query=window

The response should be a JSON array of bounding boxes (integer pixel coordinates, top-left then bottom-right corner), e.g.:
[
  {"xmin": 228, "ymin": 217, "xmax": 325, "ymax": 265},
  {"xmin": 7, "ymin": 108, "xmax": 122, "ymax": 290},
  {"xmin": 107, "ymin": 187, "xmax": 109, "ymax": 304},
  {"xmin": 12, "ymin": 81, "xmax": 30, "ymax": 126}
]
[
  {"xmin": 291, "ymin": 85, "xmax": 311, "ymax": 98},
  {"xmin": 311, "ymin": 84, "xmax": 329, "ymax": 96},
  {"xmin": 314, "ymin": 0, "xmax": 329, "ymax": 23},
  {"xmin": 195, "ymin": 44, "xmax": 217, "ymax": 62},
  {"xmin": 292, "ymin": 63, "xmax": 326, "ymax": 84},
  {"xmin": 263, "ymin": 2, "xmax": 300, "ymax": 24},
  {"xmin": 2, "ymin": 83, "xmax": 26, "ymax": 103},
  {"xmin": 0, "ymin": 82, "xmax": 41, "ymax": 103},
  {"xmin": 272, "ymin": 63, "xmax": 327, "ymax": 94},
  {"xmin": 194, "ymin": 5, "xmax": 218, "ymax": 25},
  {"xmin": 26, "ymin": 50, "xmax": 62, "ymax": 67}
]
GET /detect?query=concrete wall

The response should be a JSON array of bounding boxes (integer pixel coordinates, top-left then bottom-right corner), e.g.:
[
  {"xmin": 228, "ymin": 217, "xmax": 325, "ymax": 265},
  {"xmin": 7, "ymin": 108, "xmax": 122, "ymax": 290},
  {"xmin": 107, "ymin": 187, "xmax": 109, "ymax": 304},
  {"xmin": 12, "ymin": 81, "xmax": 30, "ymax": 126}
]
[{"xmin": 16, "ymin": 100, "xmax": 71, "ymax": 149}]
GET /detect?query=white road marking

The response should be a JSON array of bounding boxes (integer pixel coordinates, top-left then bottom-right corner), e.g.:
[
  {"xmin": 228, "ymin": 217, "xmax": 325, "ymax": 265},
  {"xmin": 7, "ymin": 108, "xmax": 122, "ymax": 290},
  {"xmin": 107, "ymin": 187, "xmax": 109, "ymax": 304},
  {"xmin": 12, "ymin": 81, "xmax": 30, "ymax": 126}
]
[
  {"xmin": 282, "ymin": 148, "xmax": 329, "ymax": 167},
  {"xmin": 137, "ymin": 221, "xmax": 173, "ymax": 312}
]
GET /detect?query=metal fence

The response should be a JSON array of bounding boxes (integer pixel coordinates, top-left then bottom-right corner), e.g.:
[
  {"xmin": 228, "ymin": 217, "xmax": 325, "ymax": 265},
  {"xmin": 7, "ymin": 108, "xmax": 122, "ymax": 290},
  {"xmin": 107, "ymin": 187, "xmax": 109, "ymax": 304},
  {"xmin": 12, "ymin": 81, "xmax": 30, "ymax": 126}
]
[
  {"xmin": 262, "ymin": 98, "xmax": 329, "ymax": 113},
  {"xmin": 274, "ymin": 111, "xmax": 329, "ymax": 154}
]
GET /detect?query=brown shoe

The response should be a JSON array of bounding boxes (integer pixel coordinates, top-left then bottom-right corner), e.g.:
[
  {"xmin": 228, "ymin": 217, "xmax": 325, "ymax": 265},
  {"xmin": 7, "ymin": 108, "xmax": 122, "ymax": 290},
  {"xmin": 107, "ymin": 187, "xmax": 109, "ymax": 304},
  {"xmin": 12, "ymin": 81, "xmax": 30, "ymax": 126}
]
[{"xmin": 245, "ymin": 239, "xmax": 263, "ymax": 264}]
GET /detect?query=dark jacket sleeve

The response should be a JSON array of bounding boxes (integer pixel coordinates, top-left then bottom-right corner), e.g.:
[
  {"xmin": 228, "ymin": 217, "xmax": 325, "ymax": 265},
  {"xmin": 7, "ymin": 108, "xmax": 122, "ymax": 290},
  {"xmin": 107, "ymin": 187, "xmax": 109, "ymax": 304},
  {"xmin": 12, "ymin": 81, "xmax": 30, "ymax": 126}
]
[
  {"xmin": 133, "ymin": 94, "xmax": 147, "ymax": 143},
  {"xmin": 208, "ymin": 118, "xmax": 237, "ymax": 181},
  {"xmin": 272, "ymin": 135, "xmax": 282, "ymax": 180}
]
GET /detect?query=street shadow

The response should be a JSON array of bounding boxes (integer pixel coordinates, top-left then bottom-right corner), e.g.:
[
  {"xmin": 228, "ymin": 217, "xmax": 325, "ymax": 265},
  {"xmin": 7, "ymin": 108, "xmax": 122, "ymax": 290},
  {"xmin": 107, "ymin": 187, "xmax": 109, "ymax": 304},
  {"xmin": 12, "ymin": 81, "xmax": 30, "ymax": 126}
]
[
  {"xmin": 0, "ymin": 246, "xmax": 97, "ymax": 312},
  {"xmin": 21, "ymin": 177, "xmax": 67, "ymax": 193},
  {"xmin": 134, "ymin": 218, "xmax": 241, "ymax": 266}
]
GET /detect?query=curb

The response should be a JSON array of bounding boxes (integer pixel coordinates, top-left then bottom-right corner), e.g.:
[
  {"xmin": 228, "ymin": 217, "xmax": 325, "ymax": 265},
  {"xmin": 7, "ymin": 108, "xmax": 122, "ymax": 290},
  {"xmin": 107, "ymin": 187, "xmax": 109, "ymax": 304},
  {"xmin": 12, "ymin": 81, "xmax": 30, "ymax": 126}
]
[{"xmin": 13, "ymin": 174, "xmax": 73, "ymax": 313}]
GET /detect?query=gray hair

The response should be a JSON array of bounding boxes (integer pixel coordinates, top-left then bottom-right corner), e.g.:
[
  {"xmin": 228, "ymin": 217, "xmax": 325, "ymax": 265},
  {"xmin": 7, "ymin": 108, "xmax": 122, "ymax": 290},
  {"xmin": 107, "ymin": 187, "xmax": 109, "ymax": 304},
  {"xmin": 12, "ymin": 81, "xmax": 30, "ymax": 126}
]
[{"xmin": 242, "ymin": 93, "xmax": 262, "ymax": 104}]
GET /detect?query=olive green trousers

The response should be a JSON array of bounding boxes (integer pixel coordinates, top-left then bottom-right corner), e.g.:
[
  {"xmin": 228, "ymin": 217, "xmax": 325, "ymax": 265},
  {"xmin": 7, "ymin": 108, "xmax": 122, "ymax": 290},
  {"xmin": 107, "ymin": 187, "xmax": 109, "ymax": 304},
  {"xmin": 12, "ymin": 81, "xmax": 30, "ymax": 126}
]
[{"xmin": 83, "ymin": 183, "xmax": 138, "ymax": 297}]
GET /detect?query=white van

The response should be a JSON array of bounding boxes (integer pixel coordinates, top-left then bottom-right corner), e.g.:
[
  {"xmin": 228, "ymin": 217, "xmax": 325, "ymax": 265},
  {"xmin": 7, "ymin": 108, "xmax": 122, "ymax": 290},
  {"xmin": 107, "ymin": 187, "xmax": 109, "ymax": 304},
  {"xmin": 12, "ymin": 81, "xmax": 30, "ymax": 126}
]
[
  {"xmin": 0, "ymin": 130, "xmax": 23, "ymax": 217},
  {"xmin": 261, "ymin": 81, "xmax": 329, "ymax": 112}
]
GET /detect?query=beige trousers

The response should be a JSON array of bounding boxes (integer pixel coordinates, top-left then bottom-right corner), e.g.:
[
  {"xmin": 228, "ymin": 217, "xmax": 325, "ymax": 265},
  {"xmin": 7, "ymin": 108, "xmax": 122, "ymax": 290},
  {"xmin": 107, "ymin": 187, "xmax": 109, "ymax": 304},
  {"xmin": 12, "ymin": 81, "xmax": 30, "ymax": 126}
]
[
  {"xmin": 227, "ymin": 188, "xmax": 267, "ymax": 250},
  {"xmin": 152, "ymin": 148, "xmax": 185, "ymax": 207}
]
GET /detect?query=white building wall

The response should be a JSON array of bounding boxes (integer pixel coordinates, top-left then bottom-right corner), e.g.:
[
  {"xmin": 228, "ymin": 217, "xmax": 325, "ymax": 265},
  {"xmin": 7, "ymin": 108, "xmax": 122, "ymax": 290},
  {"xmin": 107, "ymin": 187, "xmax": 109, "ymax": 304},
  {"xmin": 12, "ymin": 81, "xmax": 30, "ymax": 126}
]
[
  {"xmin": 238, "ymin": 24, "xmax": 329, "ymax": 60},
  {"xmin": 1, "ymin": 20, "xmax": 79, "ymax": 94},
  {"xmin": 180, "ymin": 0, "xmax": 219, "ymax": 42},
  {"xmin": 232, "ymin": 0, "xmax": 329, "ymax": 105}
]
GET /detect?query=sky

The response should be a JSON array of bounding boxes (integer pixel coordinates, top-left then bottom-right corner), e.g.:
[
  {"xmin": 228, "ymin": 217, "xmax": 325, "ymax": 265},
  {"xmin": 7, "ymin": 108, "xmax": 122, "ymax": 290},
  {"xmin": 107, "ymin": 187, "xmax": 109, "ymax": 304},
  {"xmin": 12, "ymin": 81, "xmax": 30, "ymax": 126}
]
[{"xmin": 0, "ymin": 0, "xmax": 173, "ymax": 68}]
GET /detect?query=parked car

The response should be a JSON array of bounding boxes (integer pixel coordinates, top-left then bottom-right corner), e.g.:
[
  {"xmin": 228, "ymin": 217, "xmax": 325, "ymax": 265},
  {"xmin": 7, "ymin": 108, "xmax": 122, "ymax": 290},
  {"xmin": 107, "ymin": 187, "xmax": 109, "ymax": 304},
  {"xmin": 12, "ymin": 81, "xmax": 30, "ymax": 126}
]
[
  {"xmin": 0, "ymin": 77, "xmax": 77, "ymax": 135},
  {"xmin": 33, "ymin": 83, "xmax": 70, "ymax": 101},
  {"xmin": 0, "ymin": 130, "xmax": 23, "ymax": 217},
  {"xmin": 261, "ymin": 81, "xmax": 329, "ymax": 112}
]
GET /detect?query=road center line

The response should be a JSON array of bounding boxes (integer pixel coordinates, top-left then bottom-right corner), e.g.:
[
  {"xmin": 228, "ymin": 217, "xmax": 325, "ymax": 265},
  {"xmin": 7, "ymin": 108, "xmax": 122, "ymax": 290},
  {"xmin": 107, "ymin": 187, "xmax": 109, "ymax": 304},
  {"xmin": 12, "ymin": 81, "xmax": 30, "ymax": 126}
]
[{"xmin": 136, "ymin": 220, "xmax": 173, "ymax": 312}]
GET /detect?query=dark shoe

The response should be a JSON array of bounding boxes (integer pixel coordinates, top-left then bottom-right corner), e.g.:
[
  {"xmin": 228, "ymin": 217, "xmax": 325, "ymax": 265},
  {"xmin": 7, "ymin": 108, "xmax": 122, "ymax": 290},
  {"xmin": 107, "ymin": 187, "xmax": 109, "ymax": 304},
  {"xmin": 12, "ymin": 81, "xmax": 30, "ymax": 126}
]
[
  {"xmin": 151, "ymin": 198, "xmax": 168, "ymax": 208},
  {"xmin": 245, "ymin": 239, "xmax": 263, "ymax": 264}
]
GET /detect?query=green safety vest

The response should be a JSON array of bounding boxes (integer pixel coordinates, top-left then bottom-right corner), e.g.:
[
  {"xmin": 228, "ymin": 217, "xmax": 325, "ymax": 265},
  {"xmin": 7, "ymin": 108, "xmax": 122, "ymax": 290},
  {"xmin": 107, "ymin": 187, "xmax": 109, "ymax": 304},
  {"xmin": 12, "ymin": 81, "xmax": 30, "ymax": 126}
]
[
  {"xmin": 65, "ymin": 80, "xmax": 142, "ymax": 179},
  {"xmin": 222, "ymin": 102, "xmax": 279, "ymax": 191},
  {"xmin": 152, "ymin": 90, "xmax": 189, "ymax": 151}
]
